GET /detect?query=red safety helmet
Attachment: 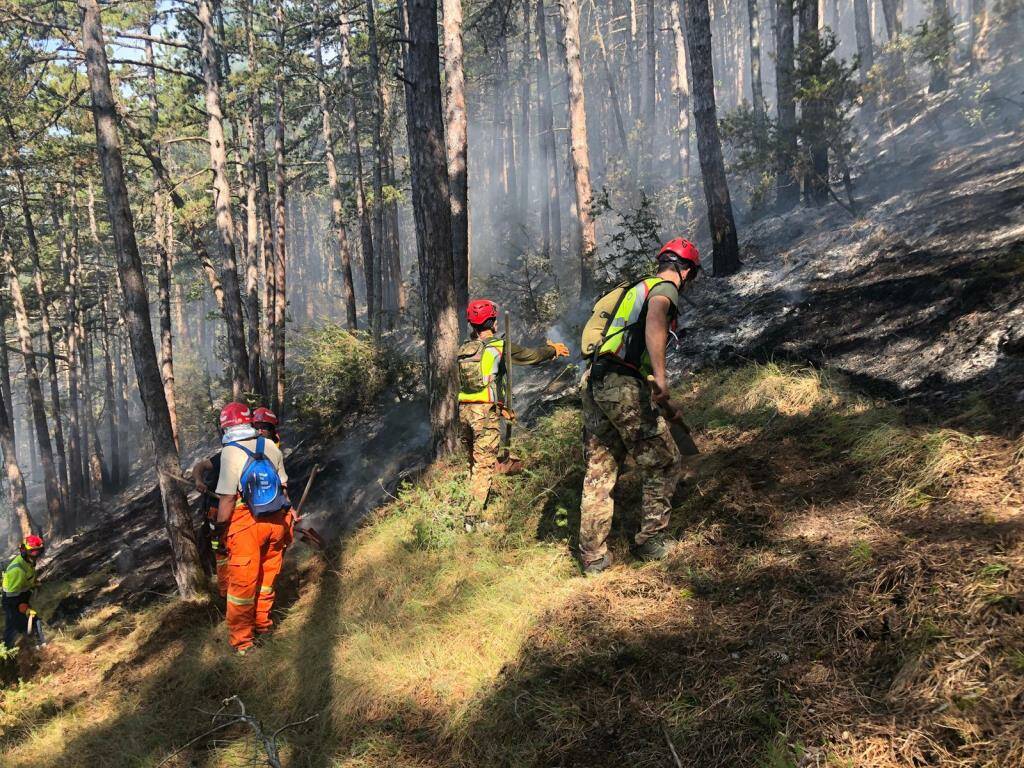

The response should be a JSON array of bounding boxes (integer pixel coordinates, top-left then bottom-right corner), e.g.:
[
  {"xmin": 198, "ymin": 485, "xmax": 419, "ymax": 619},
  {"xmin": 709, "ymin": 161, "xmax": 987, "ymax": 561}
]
[
  {"xmin": 219, "ymin": 402, "xmax": 253, "ymax": 429},
  {"xmin": 657, "ymin": 238, "xmax": 701, "ymax": 270},
  {"xmin": 252, "ymin": 407, "xmax": 279, "ymax": 427},
  {"xmin": 21, "ymin": 535, "xmax": 45, "ymax": 557},
  {"xmin": 467, "ymin": 299, "xmax": 498, "ymax": 326}
]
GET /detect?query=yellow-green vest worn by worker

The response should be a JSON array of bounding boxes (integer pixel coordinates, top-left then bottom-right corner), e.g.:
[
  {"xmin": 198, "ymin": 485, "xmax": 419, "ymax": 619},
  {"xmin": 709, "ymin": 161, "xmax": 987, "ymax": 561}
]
[
  {"xmin": 596, "ymin": 277, "xmax": 672, "ymax": 376},
  {"xmin": 2, "ymin": 555, "xmax": 37, "ymax": 598},
  {"xmin": 458, "ymin": 338, "xmax": 505, "ymax": 404}
]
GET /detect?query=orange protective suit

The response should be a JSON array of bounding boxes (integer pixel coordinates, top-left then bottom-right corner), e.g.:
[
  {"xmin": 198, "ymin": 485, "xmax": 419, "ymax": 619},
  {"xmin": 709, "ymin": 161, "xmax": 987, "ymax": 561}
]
[{"xmin": 224, "ymin": 504, "xmax": 293, "ymax": 651}]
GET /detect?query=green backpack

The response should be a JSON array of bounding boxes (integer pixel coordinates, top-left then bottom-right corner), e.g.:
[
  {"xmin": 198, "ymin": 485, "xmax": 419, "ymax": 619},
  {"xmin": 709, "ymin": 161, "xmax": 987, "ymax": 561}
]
[{"xmin": 457, "ymin": 338, "xmax": 501, "ymax": 394}]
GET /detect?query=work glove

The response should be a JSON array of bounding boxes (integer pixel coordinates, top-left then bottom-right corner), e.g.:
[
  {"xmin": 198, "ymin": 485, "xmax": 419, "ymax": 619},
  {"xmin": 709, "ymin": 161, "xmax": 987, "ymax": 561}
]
[
  {"xmin": 211, "ymin": 522, "xmax": 229, "ymax": 552},
  {"xmin": 547, "ymin": 341, "xmax": 570, "ymax": 357}
]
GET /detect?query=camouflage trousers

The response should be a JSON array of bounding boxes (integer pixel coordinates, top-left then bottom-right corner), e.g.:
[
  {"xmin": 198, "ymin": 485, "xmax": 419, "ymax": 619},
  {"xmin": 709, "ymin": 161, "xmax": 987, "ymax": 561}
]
[
  {"xmin": 579, "ymin": 370, "xmax": 681, "ymax": 565},
  {"xmin": 459, "ymin": 403, "xmax": 502, "ymax": 520}
]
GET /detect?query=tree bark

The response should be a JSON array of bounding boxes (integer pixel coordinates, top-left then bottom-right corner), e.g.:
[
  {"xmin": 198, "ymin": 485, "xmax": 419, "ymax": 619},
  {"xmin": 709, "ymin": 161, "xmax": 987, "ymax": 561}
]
[
  {"xmin": 684, "ymin": 0, "xmax": 741, "ymax": 276},
  {"xmin": 0, "ymin": 382, "xmax": 34, "ymax": 538},
  {"xmin": 642, "ymin": 0, "xmax": 657, "ymax": 171},
  {"xmin": 12, "ymin": 166, "xmax": 70, "ymax": 515},
  {"xmin": 80, "ymin": 0, "xmax": 206, "ymax": 598},
  {"xmin": 339, "ymin": 6, "xmax": 373, "ymax": 329},
  {"xmin": 0, "ymin": 216, "xmax": 64, "ymax": 535},
  {"xmin": 313, "ymin": 0, "xmax": 358, "ymax": 331},
  {"xmin": 197, "ymin": 0, "xmax": 251, "ymax": 398},
  {"xmin": 52, "ymin": 193, "xmax": 85, "ymax": 522},
  {"xmin": 560, "ymin": 0, "xmax": 597, "ymax": 298},
  {"xmin": 366, "ymin": 0, "xmax": 388, "ymax": 334},
  {"xmin": 519, "ymin": 0, "xmax": 533, "ymax": 221},
  {"xmin": 774, "ymin": 0, "xmax": 799, "ymax": 211},
  {"xmin": 272, "ymin": 0, "xmax": 288, "ymax": 414},
  {"xmin": 400, "ymin": 0, "xmax": 461, "ymax": 457},
  {"xmin": 747, "ymin": 0, "xmax": 766, "ymax": 124},
  {"xmin": 593, "ymin": 4, "xmax": 630, "ymax": 155},
  {"xmin": 99, "ymin": 294, "xmax": 120, "ymax": 489},
  {"xmin": 928, "ymin": 0, "xmax": 951, "ymax": 93},
  {"xmin": 798, "ymin": 0, "xmax": 828, "ymax": 205},
  {"xmin": 241, "ymin": 4, "xmax": 265, "ymax": 396},
  {"xmin": 853, "ymin": 0, "xmax": 874, "ymax": 83},
  {"xmin": 145, "ymin": 22, "xmax": 179, "ymax": 448},
  {"xmin": 535, "ymin": 0, "xmax": 562, "ymax": 262},
  {"xmin": 968, "ymin": 0, "xmax": 987, "ymax": 72},
  {"xmin": 443, "ymin": 0, "xmax": 470, "ymax": 318},
  {"xmin": 668, "ymin": 0, "xmax": 692, "ymax": 181}
]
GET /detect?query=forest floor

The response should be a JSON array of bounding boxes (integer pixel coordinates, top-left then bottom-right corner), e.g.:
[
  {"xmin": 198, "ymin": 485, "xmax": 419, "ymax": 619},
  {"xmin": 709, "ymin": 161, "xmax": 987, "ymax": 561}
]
[{"xmin": 2, "ymin": 64, "xmax": 1024, "ymax": 768}]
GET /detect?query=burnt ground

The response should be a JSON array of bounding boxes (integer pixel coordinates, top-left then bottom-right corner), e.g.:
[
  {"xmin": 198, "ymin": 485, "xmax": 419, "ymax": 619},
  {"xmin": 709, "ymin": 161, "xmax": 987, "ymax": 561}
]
[{"xmin": 679, "ymin": 59, "xmax": 1024, "ymax": 422}]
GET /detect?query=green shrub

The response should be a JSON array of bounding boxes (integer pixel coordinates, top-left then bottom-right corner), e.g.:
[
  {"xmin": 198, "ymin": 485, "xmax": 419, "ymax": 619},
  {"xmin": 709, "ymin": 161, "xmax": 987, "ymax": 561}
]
[{"xmin": 289, "ymin": 324, "xmax": 416, "ymax": 431}]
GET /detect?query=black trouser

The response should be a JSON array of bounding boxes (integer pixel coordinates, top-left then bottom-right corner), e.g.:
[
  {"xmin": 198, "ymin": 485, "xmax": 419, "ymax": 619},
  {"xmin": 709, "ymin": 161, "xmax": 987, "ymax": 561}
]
[{"xmin": 2, "ymin": 593, "xmax": 30, "ymax": 649}]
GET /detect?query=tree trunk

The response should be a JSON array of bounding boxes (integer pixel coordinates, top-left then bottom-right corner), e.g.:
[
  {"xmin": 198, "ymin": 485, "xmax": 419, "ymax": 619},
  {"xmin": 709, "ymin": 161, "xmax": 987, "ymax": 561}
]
[
  {"xmin": 0, "ymin": 312, "xmax": 13, "ymax": 434},
  {"xmin": 80, "ymin": 0, "xmax": 206, "ymax": 599},
  {"xmin": 854, "ymin": 0, "xmax": 874, "ymax": 83},
  {"xmin": 383, "ymin": 95, "xmax": 406, "ymax": 319},
  {"xmin": 313, "ymin": 0, "xmax": 359, "ymax": 332},
  {"xmin": 593, "ymin": 5, "xmax": 630, "ymax": 155},
  {"xmin": 668, "ymin": 0, "xmax": 692, "ymax": 181},
  {"xmin": 339, "ymin": 6, "xmax": 373, "ymax": 330},
  {"xmin": 145, "ymin": 23, "xmax": 179, "ymax": 448},
  {"xmin": 748, "ymin": 0, "xmax": 766, "ymax": 124},
  {"xmin": 928, "ymin": 0, "xmax": 951, "ymax": 93},
  {"xmin": 519, "ymin": 0, "xmax": 533, "ymax": 221},
  {"xmin": 272, "ymin": 0, "xmax": 288, "ymax": 415},
  {"xmin": 12, "ymin": 166, "xmax": 70, "ymax": 514},
  {"xmin": 535, "ymin": 0, "xmax": 562, "ymax": 262},
  {"xmin": 400, "ymin": 0, "xmax": 461, "ymax": 457},
  {"xmin": 798, "ymin": 0, "xmax": 828, "ymax": 205},
  {"xmin": 100, "ymin": 294, "xmax": 120, "ymax": 489},
  {"xmin": 0, "ymin": 217, "xmax": 64, "ymax": 535},
  {"xmin": 367, "ymin": 0, "xmax": 387, "ymax": 336},
  {"xmin": 684, "ymin": 0, "xmax": 741, "ymax": 276},
  {"xmin": 53, "ymin": 193, "xmax": 85, "ymax": 522},
  {"xmin": 880, "ymin": 0, "xmax": 902, "ymax": 39},
  {"xmin": 0, "ymin": 383, "xmax": 34, "ymax": 538},
  {"xmin": 115, "ymin": 331, "xmax": 131, "ymax": 478},
  {"xmin": 774, "ymin": 0, "xmax": 799, "ymax": 211},
  {"xmin": 968, "ymin": 0, "xmax": 987, "ymax": 72},
  {"xmin": 560, "ymin": 0, "xmax": 597, "ymax": 298},
  {"xmin": 443, "ymin": 0, "xmax": 470, "ymax": 318},
  {"xmin": 197, "ymin": 0, "xmax": 251, "ymax": 398},
  {"xmin": 642, "ymin": 0, "xmax": 657, "ymax": 172}
]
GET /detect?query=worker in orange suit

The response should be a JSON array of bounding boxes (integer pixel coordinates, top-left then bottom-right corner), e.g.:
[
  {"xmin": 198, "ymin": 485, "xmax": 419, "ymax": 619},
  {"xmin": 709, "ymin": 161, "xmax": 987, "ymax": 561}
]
[{"xmin": 214, "ymin": 402, "xmax": 293, "ymax": 655}]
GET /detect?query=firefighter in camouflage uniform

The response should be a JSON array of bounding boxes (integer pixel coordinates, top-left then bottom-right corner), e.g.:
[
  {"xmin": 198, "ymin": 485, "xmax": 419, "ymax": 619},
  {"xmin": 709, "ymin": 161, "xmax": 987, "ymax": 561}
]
[
  {"xmin": 458, "ymin": 299, "xmax": 569, "ymax": 531},
  {"xmin": 578, "ymin": 238, "xmax": 701, "ymax": 575}
]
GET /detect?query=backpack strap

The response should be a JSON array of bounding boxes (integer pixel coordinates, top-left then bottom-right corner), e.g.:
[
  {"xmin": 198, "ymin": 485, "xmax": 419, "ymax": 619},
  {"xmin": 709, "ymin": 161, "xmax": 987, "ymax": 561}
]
[
  {"xmin": 225, "ymin": 441, "xmax": 256, "ymax": 459},
  {"xmin": 253, "ymin": 436, "xmax": 266, "ymax": 459},
  {"xmin": 590, "ymin": 278, "xmax": 669, "ymax": 362}
]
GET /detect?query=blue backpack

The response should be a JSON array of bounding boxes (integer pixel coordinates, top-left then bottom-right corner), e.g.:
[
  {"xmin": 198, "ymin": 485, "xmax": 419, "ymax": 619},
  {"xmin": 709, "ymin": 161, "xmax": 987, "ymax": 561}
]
[{"xmin": 227, "ymin": 437, "xmax": 290, "ymax": 516}]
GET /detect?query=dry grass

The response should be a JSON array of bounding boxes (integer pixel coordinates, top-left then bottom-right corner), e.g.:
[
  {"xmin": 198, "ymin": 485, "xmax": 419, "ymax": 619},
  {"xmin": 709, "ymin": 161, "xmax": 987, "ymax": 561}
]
[{"xmin": 2, "ymin": 363, "xmax": 1021, "ymax": 767}]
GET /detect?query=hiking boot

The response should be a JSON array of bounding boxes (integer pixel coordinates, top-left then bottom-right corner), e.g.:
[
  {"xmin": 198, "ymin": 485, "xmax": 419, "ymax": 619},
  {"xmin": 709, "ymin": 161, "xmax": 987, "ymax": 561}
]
[
  {"xmin": 234, "ymin": 645, "xmax": 253, "ymax": 657},
  {"xmin": 634, "ymin": 534, "xmax": 672, "ymax": 561},
  {"xmin": 581, "ymin": 553, "xmax": 613, "ymax": 576}
]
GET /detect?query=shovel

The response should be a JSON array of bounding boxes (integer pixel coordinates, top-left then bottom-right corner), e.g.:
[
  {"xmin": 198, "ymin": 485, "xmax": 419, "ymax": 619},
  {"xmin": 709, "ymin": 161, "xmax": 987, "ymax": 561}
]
[
  {"xmin": 646, "ymin": 375, "xmax": 700, "ymax": 457},
  {"xmin": 495, "ymin": 313, "xmax": 522, "ymax": 474},
  {"xmin": 292, "ymin": 465, "xmax": 326, "ymax": 549}
]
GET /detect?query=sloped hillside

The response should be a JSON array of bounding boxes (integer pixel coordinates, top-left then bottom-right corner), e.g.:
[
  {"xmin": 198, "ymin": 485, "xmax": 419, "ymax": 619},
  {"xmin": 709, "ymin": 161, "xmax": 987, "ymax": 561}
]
[{"xmin": 3, "ymin": 56, "xmax": 1024, "ymax": 768}]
